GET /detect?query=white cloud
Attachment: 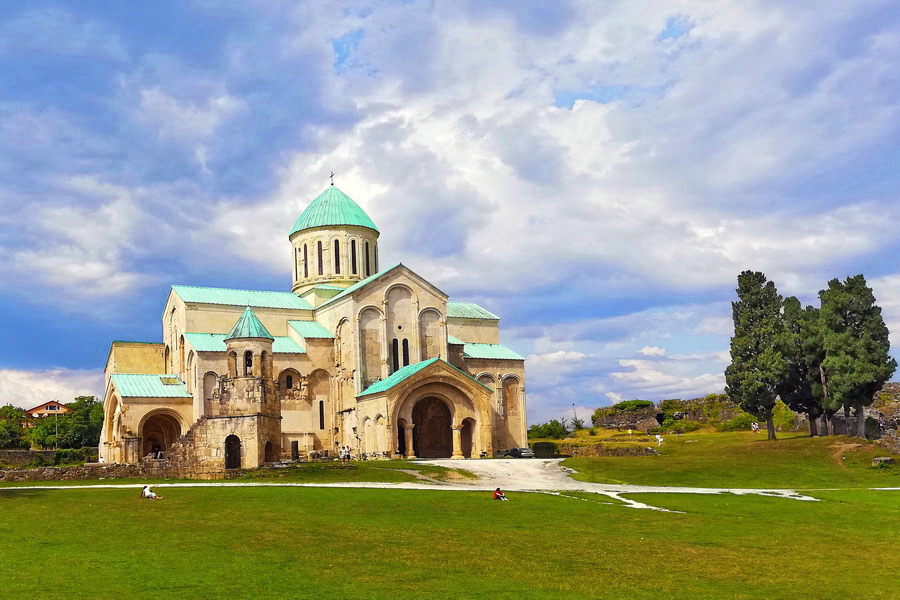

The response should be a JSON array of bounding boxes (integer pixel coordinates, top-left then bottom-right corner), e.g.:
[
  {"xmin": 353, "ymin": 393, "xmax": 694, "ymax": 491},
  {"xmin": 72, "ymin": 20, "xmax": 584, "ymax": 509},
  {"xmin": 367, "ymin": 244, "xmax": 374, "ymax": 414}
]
[
  {"xmin": 0, "ymin": 368, "xmax": 104, "ymax": 409},
  {"xmin": 640, "ymin": 346, "xmax": 666, "ymax": 356}
]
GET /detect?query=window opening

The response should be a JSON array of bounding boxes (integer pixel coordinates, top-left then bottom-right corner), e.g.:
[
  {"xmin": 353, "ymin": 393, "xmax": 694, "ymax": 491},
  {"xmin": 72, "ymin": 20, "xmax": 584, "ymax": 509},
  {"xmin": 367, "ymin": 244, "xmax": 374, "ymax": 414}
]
[{"xmin": 334, "ymin": 239, "xmax": 341, "ymax": 274}]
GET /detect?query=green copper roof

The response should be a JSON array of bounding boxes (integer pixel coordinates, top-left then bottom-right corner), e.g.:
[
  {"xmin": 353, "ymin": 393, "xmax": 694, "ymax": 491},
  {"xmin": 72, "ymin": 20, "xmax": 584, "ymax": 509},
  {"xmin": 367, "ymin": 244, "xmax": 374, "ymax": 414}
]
[
  {"xmin": 172, "ymin": 285, "xmax": 313, "ymax": 310},
  {"xmin": 447, "ymin": 334, "xmax": 464, "ymax": 345},
  {"xmin": 357, "ymin": 358, "xmax": 440, "ymax": 397},
  {"xmin": 312, "ymin": 284, "xmax": 344, "ymax": 291},
  {"xmin": 289, "ymin": 186, "xmax": 379, "ymax": 236},
  {"xmin": 110, "ymin": 374, "xmax": 192, "ymax": 398},
  {"xmin": 462, "ymin": 342, "xmax": 525, "ymax": 361},
  {"xmin": 318, "ymin": 263, "xmax": 403, "ymax": 308},
  {"xmin": 357, "ymin": 358, "xmax": 493, "ymax": 398},
  {"xmin": 288, "ymin": 320, "xmax": 335, "ymax": 339},
  {"xmin": 184, "ymin": 333, "xmax": 305, "ymax": 354},
  {"xmin": 447, "ymin": 302, "xmax": 500, "ymax": 320},
  {"xmin": 225, "ymin": 307, "xmax": 274, "ymax": 341}
]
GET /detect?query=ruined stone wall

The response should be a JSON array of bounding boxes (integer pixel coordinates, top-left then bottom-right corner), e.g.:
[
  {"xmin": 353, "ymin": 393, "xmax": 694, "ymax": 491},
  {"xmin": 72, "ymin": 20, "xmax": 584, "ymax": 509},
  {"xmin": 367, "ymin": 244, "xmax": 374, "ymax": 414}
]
[{"xmin": 0, "ymin": 463, "xmax": 143, "ymax": 482}]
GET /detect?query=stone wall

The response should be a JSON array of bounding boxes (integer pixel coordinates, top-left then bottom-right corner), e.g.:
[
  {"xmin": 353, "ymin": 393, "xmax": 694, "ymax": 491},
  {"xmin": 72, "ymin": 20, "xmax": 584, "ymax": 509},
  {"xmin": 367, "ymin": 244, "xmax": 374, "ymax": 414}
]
[
  {"xmin": 535, "ymin": 442, "xmax": 659, "ymax": 457},
  {"xmin": 0, "ymin": 450, "xmax": 58, "ymax": 467},
  {"xmin": 0, "ymin": 463, "xmax": 142, "ymax": 482},
  {"xmin": 592, "ymin": 406, "xmax": 659, "ymax": 430}
]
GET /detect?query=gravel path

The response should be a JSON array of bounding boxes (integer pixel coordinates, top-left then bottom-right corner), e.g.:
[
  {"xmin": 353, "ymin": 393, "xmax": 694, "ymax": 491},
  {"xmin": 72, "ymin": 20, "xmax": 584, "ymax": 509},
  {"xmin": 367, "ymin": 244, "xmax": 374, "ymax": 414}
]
[{"xmin": 4, "ymin": 458, "xmax": 886, "ymax": 511}]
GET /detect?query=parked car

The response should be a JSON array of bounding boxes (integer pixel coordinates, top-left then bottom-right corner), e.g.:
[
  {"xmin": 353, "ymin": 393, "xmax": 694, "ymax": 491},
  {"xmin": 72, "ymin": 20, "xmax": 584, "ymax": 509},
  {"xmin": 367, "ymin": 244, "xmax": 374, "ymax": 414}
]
[{"xmin": 506, "ymin": 447, "xmax": 535, "ymax": 458}]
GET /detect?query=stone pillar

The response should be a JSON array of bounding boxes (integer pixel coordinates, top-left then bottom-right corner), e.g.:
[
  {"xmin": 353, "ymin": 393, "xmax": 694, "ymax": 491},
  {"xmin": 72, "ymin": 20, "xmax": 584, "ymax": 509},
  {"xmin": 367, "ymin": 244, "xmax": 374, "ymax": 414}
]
[
  {"xmin": 451, "ymin": 426, "xmax": 463, "ymax": 459},
  {"xmin": 403, "ymin": 424, "xmax": 416, "ymax": 459}
]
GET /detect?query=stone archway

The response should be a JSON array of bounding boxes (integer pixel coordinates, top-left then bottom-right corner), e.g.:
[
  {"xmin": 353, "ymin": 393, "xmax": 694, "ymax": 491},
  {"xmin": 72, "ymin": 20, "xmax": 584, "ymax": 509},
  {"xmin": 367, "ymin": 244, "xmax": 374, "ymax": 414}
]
[
  {"xmin": 412, "ymin": 397, "xmax": 453, "ymax": 458},
  {"xmin": 225, "ymin": 435, "xmax": 241, "ymax": 469},
  {"xmin": 140, "ymin": 412, "xmax": 182, "ymax": 458},
  {"xmin": 264, "ymin": 440, "xmax": 275, "ymax": 463}
]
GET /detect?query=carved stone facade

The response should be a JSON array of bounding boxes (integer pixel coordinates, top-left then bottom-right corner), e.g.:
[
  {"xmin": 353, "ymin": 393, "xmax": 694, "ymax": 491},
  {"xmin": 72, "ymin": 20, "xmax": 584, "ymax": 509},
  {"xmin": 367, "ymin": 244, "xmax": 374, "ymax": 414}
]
[{"xmin": 99, "ymin": 186, "xmax": 527, "ymax": 477}]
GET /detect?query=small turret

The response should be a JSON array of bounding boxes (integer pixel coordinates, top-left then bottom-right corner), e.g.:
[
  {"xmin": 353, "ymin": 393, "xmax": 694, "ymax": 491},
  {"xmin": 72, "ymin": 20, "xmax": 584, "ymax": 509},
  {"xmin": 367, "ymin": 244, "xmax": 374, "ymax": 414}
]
[{"xmin": 224, "ymin": 307, "xmax": 274, "ymax": 380}]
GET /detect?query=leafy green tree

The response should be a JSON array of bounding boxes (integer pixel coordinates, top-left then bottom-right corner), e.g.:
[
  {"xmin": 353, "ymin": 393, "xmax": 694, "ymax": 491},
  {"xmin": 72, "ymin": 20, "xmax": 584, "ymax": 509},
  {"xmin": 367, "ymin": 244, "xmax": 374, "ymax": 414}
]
[
  {"xmin": 819, "ymin": 275, "xmax": 896, "ymax": 438},
  {"xmin": 778, "ymin": 298, "xmax": 824, "ymax": 436},
  {"xmin": 527, "ymin": 419, "xmax": 570, "ymax": 440},
  {"xmin": 0, "ymin": 404, "xmax": 24, "ymax": 421},
  {"xmin": 0, "ymin": 418, "xmax": 28, "ymax": 449},
  {"xmin": 725, "ymin": 271, "xmax": 787, "ymax": 440}
]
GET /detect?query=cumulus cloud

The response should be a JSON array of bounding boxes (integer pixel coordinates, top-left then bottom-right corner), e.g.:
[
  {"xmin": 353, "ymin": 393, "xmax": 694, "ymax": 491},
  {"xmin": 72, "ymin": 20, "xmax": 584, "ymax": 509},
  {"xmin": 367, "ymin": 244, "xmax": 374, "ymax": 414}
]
[
  {"xmin": 640, "ymin": 346, "xmax": 666, "ymax": 356},
  {"xmin": 0, "ymin": 368, "xmax": 104, "ymax": 409}
]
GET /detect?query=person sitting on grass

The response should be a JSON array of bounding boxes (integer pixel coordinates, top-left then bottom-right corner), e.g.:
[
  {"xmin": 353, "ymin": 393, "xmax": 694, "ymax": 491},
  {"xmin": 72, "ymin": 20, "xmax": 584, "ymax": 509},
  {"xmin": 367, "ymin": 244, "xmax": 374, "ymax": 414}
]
[
  {"xmin": 140, "ymin": 485, "xmax": 162, "ymax": 500},
  {"xmin": 493, "ymin": 488, "xmax": 508, "ymax": 501}
]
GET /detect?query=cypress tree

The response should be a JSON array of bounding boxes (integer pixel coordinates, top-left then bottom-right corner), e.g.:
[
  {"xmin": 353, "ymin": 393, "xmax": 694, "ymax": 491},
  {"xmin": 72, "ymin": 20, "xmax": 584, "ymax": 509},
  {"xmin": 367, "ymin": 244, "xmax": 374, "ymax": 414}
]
[
  {"xmin": 778, "ymin": 298, "xmax": 824, "ymax": 436},
  {"xmin": 819, "ymin": 275, "xmax": 896, "ymax": 438},
  {"xmin": 725, "ymin": 271, "xmax": 787, "ymax": 440}
]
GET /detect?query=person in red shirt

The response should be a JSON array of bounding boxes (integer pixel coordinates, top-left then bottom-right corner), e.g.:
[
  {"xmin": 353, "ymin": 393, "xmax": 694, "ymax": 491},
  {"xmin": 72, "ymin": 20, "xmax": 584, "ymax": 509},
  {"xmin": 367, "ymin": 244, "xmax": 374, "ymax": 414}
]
[{"xmin": 493, "ymin": 488, "xmax": 508, "ymax": 501}]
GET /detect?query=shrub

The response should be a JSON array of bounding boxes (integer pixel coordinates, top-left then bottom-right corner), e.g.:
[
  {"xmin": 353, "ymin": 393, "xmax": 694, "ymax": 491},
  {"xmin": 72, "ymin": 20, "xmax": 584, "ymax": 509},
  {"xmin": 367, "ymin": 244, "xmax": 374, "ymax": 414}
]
[
  {"xmin": 659, "ymin": 420, "xmax": 703, "ymax": 433},
  {"xmin": 528, "ymin": 419, "xmax": 570, "ymax": 440},
  {"xmin": 612, "ymin": 400, "xmax": 655, "ymax": 411},
  {"xmin": 718, "ymin": 413, "xmax": 755, "ymax": 432},
  {"xmin": 588, "ymin": 428, "xmax": 597, "ymax": 436}
]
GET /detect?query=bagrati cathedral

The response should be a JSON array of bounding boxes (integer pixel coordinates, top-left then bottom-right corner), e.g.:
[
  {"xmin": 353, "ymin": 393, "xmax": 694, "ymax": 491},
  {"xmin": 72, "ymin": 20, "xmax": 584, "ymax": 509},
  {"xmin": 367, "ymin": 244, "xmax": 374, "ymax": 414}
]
[{"xmin": 100, "ymin": 185, "xmax": 527, "ymax": 475}]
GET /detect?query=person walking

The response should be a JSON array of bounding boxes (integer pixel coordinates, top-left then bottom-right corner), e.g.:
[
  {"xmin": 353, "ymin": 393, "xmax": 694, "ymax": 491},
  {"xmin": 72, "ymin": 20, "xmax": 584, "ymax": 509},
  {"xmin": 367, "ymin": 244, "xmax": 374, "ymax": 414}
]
[{"xmin": 655, "ymin": 434, "xmax": 664, "ymax": 447}]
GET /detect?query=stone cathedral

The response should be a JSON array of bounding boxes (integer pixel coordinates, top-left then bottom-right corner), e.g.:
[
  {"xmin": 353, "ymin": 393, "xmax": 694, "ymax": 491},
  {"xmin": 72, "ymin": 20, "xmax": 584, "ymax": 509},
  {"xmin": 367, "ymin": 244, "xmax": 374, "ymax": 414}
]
[{"xmin": 99, "ymin": 185, "xmax": 527, "ymax": 476}]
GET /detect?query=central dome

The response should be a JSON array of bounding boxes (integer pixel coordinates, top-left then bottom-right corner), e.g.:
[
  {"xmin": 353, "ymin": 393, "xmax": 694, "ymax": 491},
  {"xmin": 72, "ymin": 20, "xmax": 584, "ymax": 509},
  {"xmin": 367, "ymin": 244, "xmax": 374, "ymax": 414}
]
[{"xmin": 289, "ymin": 186, "xmax": 379, "ymax": 237}]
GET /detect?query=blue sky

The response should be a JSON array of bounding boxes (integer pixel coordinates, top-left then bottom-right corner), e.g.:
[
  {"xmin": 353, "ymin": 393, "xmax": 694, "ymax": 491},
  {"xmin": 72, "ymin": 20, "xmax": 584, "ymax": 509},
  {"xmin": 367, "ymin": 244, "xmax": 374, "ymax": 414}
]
[{"xmin": 1, "ymin": 1, "xmax": 898, "ymax": 424}]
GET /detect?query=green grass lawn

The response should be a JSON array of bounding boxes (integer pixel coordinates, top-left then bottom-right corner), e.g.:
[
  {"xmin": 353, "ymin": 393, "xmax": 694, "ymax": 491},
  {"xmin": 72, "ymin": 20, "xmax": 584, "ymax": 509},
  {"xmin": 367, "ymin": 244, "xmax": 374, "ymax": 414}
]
[
  {"xmin": 1, "ymin": 485, "xmax": 897, "ymax": 599},
  {"xmin": 564, "ymin": 431, "xmax": 900, "ymax": 488}
]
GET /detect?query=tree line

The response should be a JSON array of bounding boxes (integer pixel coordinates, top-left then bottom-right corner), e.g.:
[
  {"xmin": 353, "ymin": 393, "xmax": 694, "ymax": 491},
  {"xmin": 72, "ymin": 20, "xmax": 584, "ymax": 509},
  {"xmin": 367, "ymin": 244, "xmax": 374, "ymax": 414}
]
[
  {"xmin": 726, "ymin": 271, "xmax": 896, "ymax": 441},
  {"xmin": 0, "ymin": 396, "xmax": 103, "ymax": 450}
]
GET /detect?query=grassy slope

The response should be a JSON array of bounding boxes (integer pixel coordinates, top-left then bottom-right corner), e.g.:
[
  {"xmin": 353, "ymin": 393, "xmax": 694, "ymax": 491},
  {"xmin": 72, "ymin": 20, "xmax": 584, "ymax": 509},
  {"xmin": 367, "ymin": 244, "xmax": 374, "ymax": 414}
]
[
  {"xmin": 564, "ymin": 431, "xmax": 900, "ymax": 488},
  {"xmin": 1, "ymin": 486, "xmax": 897, "ymax": 599}
]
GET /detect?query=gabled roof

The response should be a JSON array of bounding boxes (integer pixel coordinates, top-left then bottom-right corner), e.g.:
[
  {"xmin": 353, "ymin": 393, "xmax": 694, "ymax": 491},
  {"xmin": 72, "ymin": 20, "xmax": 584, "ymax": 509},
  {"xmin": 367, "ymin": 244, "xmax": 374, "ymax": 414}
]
[
  {"xmin": 225, "ymin": 307, "xmax": 274, "ymax": 341},
  {"xmin": 317, "ymin": 263, "xmax": 448, "ymax": 310},
  {"xmin": 110, "ymin": 374, "xmax": 192, "ymax": 398},
  {"xmin": 288, "ymin": 320, "xmax": 335, "ymax": 339},
  {"xmin": 171, "ymin": 285, "xmax": 313, "ymax": 310},
  {"xmin": 317, "ymin": 263, "xmax": 403, "ymax": 307},
  {"xmin": 289, "ymin": 186, "xmax": 379, "ymax": 236},
  {"xmin": 184, "ymin": 333, "xmax": 305, "ymax": 354},
  {"xmin": 357, "ymin": 358, "xmax": 493, "ymax": 398},
  {"xmin": 447, "ymin": 334, "xmax": 464, "ymax": 345},
  {"xmin": 447, "ymin": 302, "xmax": 499, "ymax": 320}
]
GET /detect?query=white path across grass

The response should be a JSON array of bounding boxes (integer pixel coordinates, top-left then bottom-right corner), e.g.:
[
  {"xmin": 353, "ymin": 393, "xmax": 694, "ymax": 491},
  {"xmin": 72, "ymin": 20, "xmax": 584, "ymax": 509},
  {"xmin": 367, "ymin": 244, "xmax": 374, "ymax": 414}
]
[{"xmin": 2, "ymin": 458, "xmax": 879, "ymax": 511}]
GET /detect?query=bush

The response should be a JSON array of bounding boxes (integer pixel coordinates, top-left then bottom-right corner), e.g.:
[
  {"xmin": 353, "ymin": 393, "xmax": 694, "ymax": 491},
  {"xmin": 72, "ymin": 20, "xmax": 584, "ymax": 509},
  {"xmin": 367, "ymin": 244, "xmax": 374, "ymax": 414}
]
[
  {"xmin": 659, "ymin": 420, "xmax": 703, "ymax": 433},
  {"xmin": 588, "ymin": 428, "xmax": 597, "ymax": 436},
  {"xmin": 612, "ymin": 400, "xmax": 655, "ymax": 411},
  {"xmin": 718, "ymin": 413, "xmax": 755, "ymax": 432},
  {"xmin": 528, "ymin": 419, "xmax": 570, "ymax": 440}
]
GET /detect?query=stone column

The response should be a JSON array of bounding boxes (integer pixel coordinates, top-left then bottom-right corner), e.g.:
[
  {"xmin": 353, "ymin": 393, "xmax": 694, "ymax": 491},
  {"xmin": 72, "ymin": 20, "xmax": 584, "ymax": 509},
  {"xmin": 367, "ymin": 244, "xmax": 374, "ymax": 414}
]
[
  {"xmin": 403, "ymin": 424, "xmax": 416, "ymax": 459},
  {"xmin": 451, "ymin": 426, "xmax": 463, "ymax": 459}
]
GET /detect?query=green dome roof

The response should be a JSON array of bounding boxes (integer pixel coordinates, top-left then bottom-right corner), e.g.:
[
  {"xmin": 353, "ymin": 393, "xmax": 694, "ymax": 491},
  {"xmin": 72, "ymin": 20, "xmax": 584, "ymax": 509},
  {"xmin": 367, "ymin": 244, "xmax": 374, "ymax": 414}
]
[
  {"xmin": 289, "ymin": 186, "xmax": 379, "ymax": 236},
  {"xmin": 225, "ymin": 307, "xmax": 274, "ymax": 341}
]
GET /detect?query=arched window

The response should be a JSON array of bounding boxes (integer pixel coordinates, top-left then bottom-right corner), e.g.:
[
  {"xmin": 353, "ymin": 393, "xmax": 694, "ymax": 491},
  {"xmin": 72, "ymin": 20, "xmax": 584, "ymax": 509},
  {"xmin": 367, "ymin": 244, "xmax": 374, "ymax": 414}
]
[
  {"xmin": 333, "ymin": 239, "xmax": 341, "ymax": 274},
  {"xmin": 365, "ymin": 242, "xmax": 371, "ymax": 276},
  {"xmin": 402, "ymin": 339, "xmax": 410, "ymax": 367},
  {"xmin": 317, "ymin": 241, "xmax": 323, "ymax": 276},
  {"xmin": 351, "ymin": 240, "xmax": 357, "ymax": 274},
  {"xmin": 286, "ymin": 375, "xmax": 293, "ymax": 389},
  {"xmin": 374, "ymin": 245, "xmax": 378, "ymax": 272},
  {"xmin": 318, "ymin": 400, "xmax": 325, "ymax": 430},
  {"xmin": 391, "ymin": 338, "xmax": 400, "ymax": 373},
  {"xmin": 303, "ymin": 244, "xmax": 308, "ymax": 278},
  {"xmin": 293, "ymin": 247, "xmax": 298, "ymax": 280},
  {"xmin": 244, "ymin": 351, "xmax": 253, "ymax": 376}
]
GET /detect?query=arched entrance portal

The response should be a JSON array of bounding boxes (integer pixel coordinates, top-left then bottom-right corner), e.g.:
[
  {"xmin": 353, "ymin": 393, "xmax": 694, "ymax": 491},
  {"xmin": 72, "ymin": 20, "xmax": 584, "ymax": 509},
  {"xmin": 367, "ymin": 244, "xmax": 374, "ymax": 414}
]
[
  {"xmin": 412, "ymin": 397, "xmax": 452, "ymax": 458},
  {"xmin": 225, "ymin": 435, "xmax": 241, "ymax": 469},
  {"xmin": 264, "ymin": 440, "xmax": 275, "ymax": 463},
  {"xmin": 141, "ymin": 412, "xmax": 182, "ymax": 458}
]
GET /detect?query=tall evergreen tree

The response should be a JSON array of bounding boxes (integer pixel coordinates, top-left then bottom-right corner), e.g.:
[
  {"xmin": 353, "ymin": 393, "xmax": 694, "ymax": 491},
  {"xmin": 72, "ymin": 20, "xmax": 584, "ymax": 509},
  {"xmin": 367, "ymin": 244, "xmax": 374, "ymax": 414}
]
[
  {"xmin": 819, "ymin": 275, "xmax": 896, "ymax": 438},
  {"xmin": 778, "ymin": 298, "xmax": 824, "ymax": 436},
  {"xmin": 725, "ymin": 271, "xmax": 786, "ymax": 440}
]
